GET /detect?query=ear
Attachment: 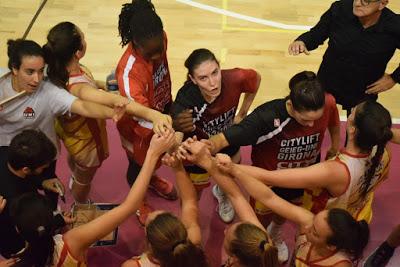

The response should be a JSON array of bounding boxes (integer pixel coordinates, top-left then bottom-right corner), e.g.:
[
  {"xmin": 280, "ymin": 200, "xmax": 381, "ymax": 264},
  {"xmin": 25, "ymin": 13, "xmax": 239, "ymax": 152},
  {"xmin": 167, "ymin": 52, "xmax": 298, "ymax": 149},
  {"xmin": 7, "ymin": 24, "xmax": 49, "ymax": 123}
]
[
  {"xmin": 12, "ymin": 67, "xmax": 18, "ymax": 76},
  {"xmin": 286, "ymin": 99, "xmax": 294, "ymax": 113},
  {"xmin": 379, "ymin": 0, "xmax": 388, "ymax": 10},
  {"xmin": 75, "ymin": 49, "xmax": 84, "ymax": 60},
  {"xmin": 188, "ymin": 74, "xmax": 197, "ymax": 85},
  {"xmin": 326, "ymin": 243, "xmax": 337, "ymax": 252}
]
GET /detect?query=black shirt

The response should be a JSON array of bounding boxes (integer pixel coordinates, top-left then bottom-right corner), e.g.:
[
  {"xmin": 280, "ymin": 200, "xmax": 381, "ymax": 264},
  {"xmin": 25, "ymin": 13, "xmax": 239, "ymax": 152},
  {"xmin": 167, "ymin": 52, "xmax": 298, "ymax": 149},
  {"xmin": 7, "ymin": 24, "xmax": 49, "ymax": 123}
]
[
  {"xmin": 0, "ymin": 146, "xmax": 63, "ymax": 258},
  {"xmin": 297, "ymin": 0, "xmax": 400, "ymax": 108}
]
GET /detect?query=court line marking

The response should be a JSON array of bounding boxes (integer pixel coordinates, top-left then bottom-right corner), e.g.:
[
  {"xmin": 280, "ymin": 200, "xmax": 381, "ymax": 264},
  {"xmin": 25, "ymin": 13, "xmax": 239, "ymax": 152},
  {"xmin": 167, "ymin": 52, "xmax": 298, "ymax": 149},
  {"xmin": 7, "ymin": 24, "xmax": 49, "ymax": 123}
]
[
  {"xmin": 177, "ymin": 0, "xmax": 400, "ymax": 122},
  {"xmin": 176, "ymin": 0, "xmax": 312, "ymax": 31},
  {"xmin": 220, "ymin": 0, "xmax": 305, "ymax": 33},
  {"xmin": 22, "ymin": 0, "xmax": 48, "ymax": 39}
]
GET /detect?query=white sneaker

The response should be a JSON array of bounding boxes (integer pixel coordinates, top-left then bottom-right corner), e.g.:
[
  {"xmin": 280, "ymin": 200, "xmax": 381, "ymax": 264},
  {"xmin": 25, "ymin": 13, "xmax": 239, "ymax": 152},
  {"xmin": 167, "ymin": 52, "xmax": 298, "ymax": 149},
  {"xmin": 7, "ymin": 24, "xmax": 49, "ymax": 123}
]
[
  {"xmin": 212, "ymin": 185, "xmax": 235, "ymax": 223},
  {"xmin": 267, "ymin": 222, "xmax": 289, "ymax": 263}
]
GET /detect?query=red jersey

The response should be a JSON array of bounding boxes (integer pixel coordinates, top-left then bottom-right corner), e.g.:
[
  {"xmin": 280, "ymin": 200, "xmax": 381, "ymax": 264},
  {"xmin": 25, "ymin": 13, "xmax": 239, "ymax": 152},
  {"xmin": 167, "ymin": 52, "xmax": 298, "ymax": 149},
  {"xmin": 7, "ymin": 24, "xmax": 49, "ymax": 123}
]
[
  {"xmin": 224, "ymin": 93, "xmax": 339, "ymax": 170},
  {"xmin": 115, "ymin": 33, "xmax": 172, "ymax": 163},
  {"xmin": 172, "ymin": 68, "xmax": 258, "ymax": 139}
]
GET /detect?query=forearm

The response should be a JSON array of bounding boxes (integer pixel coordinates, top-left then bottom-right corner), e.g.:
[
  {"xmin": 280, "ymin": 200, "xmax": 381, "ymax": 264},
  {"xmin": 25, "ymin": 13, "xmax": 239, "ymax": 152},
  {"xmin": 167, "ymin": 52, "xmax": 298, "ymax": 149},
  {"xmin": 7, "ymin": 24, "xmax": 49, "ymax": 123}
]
[
  {"xmin": 328, "ymin": 124, "xmax": 341, "ymax": 151},
  {"xmin": 391, "ymin": 128, "xmax": 400, "ymax": 144},
  {"xmin": 231, "ymin": 165, "xmax": 275, "ymax": 201},
  {"xmin": 174, "ymin": 165, "xmax": 197, "ymax": 204},
  {"xmin": 70, "ymin": 84, "xmax": 115, "ymax": 106},
  {"xmin": 237, "ymin": 92, "xmax": 257, "ymax": 119},
  {"xmin": 71, "ymin": 99, "xmax": 114, "ymax": 119},
  {"xmin": 208, "ymin": 133, "xmax": 230, "ymax": 154},
  {"xmin": 126, "ymin": 102, "xmax": 159, "ymax": 122},
  {"xmin": 66, "ymin": 151, "xmax": 159, "ymax": 252},
  {"xmin": 95, "ymin": 80, "xmax": 107, "ymax": 90}
]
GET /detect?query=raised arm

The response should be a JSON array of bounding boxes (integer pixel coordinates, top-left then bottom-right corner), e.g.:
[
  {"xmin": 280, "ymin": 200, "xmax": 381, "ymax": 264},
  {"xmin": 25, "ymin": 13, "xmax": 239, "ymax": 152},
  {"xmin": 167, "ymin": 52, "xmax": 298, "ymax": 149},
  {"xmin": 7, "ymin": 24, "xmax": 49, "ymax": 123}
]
[
  {"xmin": 232, "ymin": 160, "xmax": 348, "ymax": 197},
  {"xmin": 216, "ymin": 154, "xmax": 313, "ymax": 228},
  {"xmin": 179, "ymin": 140, "xmax": 264, "ymax": 230},
  {"xmin": 162, "ymin": 154, "xmax": 201, "ymax": 245},
  {"xmin": 64, "ymin": 130, "xmax": 176, "ymax": 261}
]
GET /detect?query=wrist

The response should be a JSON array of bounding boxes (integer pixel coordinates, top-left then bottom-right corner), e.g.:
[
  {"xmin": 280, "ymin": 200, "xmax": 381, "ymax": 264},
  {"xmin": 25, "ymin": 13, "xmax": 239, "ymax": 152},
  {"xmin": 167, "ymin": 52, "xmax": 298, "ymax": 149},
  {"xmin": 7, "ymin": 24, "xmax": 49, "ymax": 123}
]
[{"xmin": 148, "ymin": 109, "xmax": 160, "ymax": 122}]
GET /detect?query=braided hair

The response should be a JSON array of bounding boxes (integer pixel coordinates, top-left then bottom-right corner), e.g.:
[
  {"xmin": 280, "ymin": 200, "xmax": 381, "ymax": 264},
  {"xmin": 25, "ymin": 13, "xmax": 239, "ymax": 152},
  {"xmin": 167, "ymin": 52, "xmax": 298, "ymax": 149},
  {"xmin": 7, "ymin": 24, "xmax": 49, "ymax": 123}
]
[
  {"xmin": 353, "ymin": 100, "xmax": 392, "ymax": 197},
  {"xmin": 118, "ymin": 0, "xmax": 163, "ymax": 47}
]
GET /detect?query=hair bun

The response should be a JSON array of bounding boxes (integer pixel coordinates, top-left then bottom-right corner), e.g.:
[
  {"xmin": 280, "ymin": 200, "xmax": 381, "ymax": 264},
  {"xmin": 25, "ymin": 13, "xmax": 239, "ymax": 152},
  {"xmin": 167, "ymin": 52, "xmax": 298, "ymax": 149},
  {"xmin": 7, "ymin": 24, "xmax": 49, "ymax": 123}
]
[{"xmin": 304, "ymin": 71, "xmax": 316, "ymax": 81}]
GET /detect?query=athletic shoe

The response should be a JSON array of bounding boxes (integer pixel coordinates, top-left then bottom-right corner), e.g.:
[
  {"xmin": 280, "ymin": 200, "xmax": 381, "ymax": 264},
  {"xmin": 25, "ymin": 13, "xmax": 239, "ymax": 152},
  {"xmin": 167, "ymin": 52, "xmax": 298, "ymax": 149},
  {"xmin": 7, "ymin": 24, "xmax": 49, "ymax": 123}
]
[
  {"xmin": 363, "ymin": 241, "xmax": 395, "ymax": 267},
  {"xmin": 136, "ymin": 202, "xmax": 154, "ymax": 226},
  {"xmin": 267, "ymin": 222, "xmax": 289, "ymax": 263},
  {"xmin": 149, "ymin": 175, "xmax": 178, "ymax": 200},
  {"xmin": 212, "ymin": 185, "xmax": 235, "ymax": 223}
]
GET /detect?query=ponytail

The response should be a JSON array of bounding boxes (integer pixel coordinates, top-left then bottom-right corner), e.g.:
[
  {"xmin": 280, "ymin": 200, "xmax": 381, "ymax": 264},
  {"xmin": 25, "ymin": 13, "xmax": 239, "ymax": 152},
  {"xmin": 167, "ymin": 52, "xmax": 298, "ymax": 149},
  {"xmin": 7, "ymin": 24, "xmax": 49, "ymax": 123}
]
[
  {"xmin": 146, "ymin": 212, "xmax": 208, "ymax": 267},
  {"xmin": 260, "ymin": 241, "xmax": 279, "ymax": 267},
  {"xmin": 10, "ymin": 193, "xmax": 55, "ymax": 267},
  {"xmin": 327, "ymin": 209, "xmax": 369, "ymax": 262},
  {"xmin": 43, "ymin": 21, "xmax": 82, "ymax": 89},
  {"xmin": 353, "ymin": 101, "xmax": 392, "ymax": 197},
  {"xmin": 287, "ymin": 71, "xmax": 325, "ymax": 112},
  {"xmin": 229, "ymin": 223, "xmax": 279, "ymax": 267}
]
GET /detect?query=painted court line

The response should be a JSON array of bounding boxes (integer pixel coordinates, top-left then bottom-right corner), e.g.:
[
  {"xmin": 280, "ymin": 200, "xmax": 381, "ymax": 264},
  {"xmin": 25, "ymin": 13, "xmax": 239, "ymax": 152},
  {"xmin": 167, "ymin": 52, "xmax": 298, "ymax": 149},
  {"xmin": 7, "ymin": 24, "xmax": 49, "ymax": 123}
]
[
  {"xmin": 176, "ymin": 0, "xmax": 400, "ymax": 123},
  {"xmin": 176, "ymin": 0, "xmax": 312, "ymax": 31}
]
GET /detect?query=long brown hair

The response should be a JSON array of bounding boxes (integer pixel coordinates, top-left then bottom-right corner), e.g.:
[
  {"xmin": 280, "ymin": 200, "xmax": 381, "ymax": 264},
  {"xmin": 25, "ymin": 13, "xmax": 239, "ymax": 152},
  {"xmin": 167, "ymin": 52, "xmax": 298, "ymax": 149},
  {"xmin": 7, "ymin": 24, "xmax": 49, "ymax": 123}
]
[{"xmin": 146, "ymin": 212, "xmax": 209, "ymax": 267}]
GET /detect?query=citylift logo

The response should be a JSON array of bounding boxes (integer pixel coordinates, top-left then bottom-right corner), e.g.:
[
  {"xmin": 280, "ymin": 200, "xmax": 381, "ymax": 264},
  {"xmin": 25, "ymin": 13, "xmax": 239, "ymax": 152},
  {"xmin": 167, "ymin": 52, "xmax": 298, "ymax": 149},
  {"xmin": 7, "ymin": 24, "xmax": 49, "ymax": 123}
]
[{"xmin": 23, "ymin": 107, "xmax": 35, "ymax": 119}]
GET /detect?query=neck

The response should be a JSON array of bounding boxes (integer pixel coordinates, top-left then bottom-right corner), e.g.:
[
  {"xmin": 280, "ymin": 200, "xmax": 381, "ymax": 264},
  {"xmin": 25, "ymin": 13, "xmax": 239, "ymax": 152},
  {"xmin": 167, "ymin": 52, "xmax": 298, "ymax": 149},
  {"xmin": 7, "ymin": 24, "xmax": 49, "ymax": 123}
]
[
  {"xmin": 7, "ymin": 163, "xmax": 26, "ymax": 178},
  {"xmin": 11, "ymin": 75, "xmax": 23, "ymax": 93},
  {"xmin": 313, "ymin": 245, "xmax": 335, "ymax": 259},
  {"xmin": 67, "ymin": 59, "xmax": 81, "ymax": 75},
  {"xmin": 201, "ymin": 92, "xmax": 217, "ymax": 104},
  {"xmin": 344, "ymin": 139, "xmax": 370, "ymax": 155},
  {"xmin": 358, "ymin": 10, "xmax": 382, "ymax": 28}
]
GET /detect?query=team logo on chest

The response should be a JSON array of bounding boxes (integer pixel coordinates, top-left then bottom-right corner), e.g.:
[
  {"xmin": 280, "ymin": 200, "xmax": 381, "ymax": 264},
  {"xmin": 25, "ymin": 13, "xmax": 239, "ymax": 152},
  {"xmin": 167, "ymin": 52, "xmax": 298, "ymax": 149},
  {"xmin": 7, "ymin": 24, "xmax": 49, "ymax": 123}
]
[{"xmin": 23, "ymin": 107, "xmax": 35, "ymax": 119}]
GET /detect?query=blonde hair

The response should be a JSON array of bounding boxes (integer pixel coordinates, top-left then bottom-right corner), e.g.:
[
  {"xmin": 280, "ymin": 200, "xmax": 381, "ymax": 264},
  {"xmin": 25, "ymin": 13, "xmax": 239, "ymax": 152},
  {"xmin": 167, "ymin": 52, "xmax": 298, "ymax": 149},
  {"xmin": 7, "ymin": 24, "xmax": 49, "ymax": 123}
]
[{"xmin": 229, "ymin": 222, "xmax": 279, "ymax": 267}]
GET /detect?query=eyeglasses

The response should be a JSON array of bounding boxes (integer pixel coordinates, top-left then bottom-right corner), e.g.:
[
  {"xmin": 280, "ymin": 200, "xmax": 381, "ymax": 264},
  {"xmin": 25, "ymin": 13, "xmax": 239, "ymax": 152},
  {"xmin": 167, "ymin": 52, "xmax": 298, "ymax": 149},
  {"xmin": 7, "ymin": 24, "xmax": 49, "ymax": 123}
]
[{"xmin": 359, "ymin": 0, "xmax": 381, "ymax": 6}]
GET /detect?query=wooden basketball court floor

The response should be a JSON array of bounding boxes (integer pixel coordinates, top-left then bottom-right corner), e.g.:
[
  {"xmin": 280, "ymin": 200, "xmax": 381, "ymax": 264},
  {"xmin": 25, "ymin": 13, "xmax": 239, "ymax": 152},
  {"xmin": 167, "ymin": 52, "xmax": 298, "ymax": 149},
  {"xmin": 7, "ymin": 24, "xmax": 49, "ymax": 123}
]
[
  {"xmin": 1, "ymin": 0, "xmax": 399, "ymax": 117},
  {"xmin": 1, "ymin": 1, "xmax": 400, "ymax": 266}
]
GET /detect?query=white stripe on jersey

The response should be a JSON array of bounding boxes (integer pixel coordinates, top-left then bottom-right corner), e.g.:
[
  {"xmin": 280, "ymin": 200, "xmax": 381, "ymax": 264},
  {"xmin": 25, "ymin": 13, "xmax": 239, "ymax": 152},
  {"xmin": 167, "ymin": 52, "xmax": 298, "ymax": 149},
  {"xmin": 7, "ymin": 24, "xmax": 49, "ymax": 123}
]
[
  {"xmin": 122, "ymin": 55, "xmax": 154, "ymax": 130},
  {"xmin": 123, "ymin": 55, "xmax": 136, "ymax": 100},
  {"xmin": 256, "ymin": 117, "xmax": 291, "ymax": 144}
]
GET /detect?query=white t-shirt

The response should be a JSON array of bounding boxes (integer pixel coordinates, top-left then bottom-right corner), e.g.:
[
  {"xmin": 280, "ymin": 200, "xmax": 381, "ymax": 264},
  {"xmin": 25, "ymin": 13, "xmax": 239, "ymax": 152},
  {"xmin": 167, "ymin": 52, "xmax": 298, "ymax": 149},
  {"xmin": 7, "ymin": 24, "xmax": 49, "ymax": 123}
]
[{"xmin": 0, "ymin": 73, "xmax": 76, "ymax": 149}]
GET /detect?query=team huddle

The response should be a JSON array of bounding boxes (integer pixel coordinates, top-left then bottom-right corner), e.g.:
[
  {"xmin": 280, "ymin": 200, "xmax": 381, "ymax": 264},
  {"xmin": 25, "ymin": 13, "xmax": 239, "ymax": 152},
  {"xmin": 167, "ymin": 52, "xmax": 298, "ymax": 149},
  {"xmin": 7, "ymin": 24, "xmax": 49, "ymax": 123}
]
[{"xmin": 0, "ymin": 0, "xmax": 400, "ymax": 266}]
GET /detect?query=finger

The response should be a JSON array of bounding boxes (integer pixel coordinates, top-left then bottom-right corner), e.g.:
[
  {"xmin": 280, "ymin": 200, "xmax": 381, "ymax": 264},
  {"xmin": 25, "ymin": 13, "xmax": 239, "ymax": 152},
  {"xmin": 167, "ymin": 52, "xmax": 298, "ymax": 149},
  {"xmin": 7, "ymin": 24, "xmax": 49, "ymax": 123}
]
[
  {"xmin": 288, "ymin": 44, "xmax": 293, "ymax": 55},
  {"xmin": 0, "ymin": 198, "xmax": 6, "ymax": 210},
  {"xmin": 154, "ymin": 124, "xmax": 165, "ymax": 136},
  {"xmin": 366, "ymin": 81, "xmax": 379, "ymax": 88},
  {"xmin": 166, "ymin": 116, "xmax": 172, "ymax": 125},
  {"xmin": 304, "ymin": 47, "xmax": 310, "ymax": 55},
  {"xmin": 365, "ymin": 85, "xmax": 380, "ymax": 94}
]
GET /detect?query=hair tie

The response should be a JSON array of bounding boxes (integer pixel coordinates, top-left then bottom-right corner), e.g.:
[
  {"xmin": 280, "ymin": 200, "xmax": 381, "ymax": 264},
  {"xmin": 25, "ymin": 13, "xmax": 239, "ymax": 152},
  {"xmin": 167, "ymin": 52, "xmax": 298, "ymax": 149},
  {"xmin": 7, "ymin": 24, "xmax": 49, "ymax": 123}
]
[
  {"xmin": 172, "ymin": 240, "xmax": 185, "ymax": 251},
  {"xmin": 259, "ymin": 240, "xmax": 267, "ymax": 251}
]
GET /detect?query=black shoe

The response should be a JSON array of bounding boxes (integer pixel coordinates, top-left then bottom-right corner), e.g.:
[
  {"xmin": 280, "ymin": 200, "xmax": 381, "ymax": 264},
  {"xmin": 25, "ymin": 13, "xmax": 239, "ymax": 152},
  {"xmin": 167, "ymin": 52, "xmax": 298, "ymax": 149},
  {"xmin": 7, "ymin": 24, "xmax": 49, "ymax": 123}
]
[{"xmin": 363, "ymin": 241, "xmax": 395, "ymax": 267}]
